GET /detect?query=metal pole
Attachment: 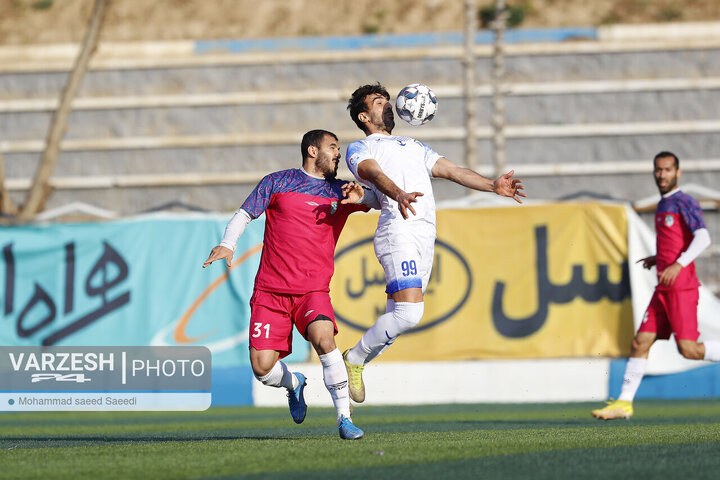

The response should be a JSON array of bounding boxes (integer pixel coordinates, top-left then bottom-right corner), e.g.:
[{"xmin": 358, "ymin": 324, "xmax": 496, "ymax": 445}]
[
  {"xmin": 491, "ymin": 0, "xmax": 508, "ymax": 177},
  {"xmin": 463, "ymin": 0, "xmax": 477, "ymax": 193}
]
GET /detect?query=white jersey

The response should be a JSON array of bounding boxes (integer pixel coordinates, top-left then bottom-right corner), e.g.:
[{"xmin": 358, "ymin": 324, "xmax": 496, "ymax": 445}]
[{"xmin": 346, "ymin": 133, "xmax": 441, "ymax": 228}]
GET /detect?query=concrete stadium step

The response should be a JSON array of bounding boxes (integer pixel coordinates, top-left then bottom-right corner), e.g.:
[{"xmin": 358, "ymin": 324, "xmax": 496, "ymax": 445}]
[
  {"xmin": 2, "ymin": 87, "xmax": 720, "ymax": 142},
  {"xmin": 2, "ymin": 121, "xmax": 719, "ymax": 163},
  {"xmin": 7, "ymin": 169, "xmax": 720, "ymax": 215},
  {"xmin": 1, "ymin": 44, "xmax": 720, "ymax": 99},
  {"xmin": 3, "ymin": 129, "xmax": 717, "ymax": 186}
]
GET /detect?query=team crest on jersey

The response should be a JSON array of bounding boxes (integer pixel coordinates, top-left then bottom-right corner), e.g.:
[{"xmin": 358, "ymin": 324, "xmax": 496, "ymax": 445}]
[
  {"xmin": 664, "ymin": 215, "xmax": 674, "ymax": 227},
  {"xmin": 330, "ymin": 201, "xmax": 338, "ymax": 214}
]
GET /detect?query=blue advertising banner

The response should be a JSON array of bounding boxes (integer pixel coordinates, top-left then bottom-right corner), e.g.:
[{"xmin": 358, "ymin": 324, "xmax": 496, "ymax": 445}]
[{"xmin": 0, "ymin": 214, "xmax": 311, "ymax": 372}]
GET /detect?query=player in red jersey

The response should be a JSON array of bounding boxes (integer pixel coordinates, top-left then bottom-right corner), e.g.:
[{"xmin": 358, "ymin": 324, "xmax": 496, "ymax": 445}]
[
  {"xmin": 204, "ymin": 130, "xmax": 381, "ymax": 439},
  {"xmin": 593, "ymin": 151, "xmax": 720, "ymax": 420}
]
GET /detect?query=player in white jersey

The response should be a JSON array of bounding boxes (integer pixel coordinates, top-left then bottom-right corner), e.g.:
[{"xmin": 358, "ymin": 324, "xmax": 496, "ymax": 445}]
[{"xmin": 342, "ymin": 83, "xmax": 526, "ymax": 403}]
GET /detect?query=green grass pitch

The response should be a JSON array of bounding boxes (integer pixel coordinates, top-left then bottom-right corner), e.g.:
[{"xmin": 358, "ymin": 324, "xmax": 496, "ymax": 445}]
[{"xmin": 1, "ymin": 400, "xmax": 719, "ymax": 479}]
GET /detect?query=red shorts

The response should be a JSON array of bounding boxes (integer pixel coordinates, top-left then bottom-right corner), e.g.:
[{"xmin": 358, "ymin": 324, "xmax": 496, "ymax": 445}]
[
  {"xmin": 637, "ymin": 288, "xmax": 700, "ymax": 341},
  {"xmin": 248, "ymin": 290, "xmax": 338, "ymax": 358}
]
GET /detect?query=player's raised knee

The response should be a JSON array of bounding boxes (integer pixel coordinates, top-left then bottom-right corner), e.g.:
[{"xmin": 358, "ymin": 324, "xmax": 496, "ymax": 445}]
[
  {"xmin": 392, "ymin": 301, "xmax": 424, "ymax": 335},
  {"xmin": 250, "ymin": 355, "xmax": 277, "ymax": 378},
  {"xmin": 310, "ymin": 335, "xmax": 337, "ymax": 355},
  {"xmin": 677, "ymin": 341, "xmax": 704, "ymax": 360},
  {"xmin": 630, "ymin": 334, "xmax": 654, "ymax": 356}
]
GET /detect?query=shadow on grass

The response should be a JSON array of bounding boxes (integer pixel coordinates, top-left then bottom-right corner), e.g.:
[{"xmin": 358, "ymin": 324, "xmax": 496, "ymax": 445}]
[
  {"xmin": 200, "ymin": 442, "xmax": 720, "ymax": 480},
  {"xmin": 0, "ymin": 430, "xmax": 330, "ymax": 449}
]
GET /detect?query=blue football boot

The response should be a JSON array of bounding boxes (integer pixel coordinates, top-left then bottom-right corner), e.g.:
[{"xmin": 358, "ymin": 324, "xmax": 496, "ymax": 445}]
[
  {"xmin": 287, "ymin": 372, "xmax": 307, "ymax": 424},
  {"xmin": 338, "ymin": 415, "xmax": 364, "ymax": 440}
]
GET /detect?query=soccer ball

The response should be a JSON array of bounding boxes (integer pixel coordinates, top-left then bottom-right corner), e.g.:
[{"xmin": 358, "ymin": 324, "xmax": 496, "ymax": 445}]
[{"xmin": 395, "ymin": 83, "xmax": 437, "ymax": 126}]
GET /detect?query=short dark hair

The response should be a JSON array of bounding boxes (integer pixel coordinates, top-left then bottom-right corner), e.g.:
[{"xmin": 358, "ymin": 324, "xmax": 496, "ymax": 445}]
[
  {"xmin": 654, "ymin": 151, "xmax": 679, "ymax": 169},
  {"xmin": 301, "ymin": 129, "xmax": 337, "ymax": 161},
  {"xmin": 347, "ymin": 82, "xmax": 390, "ymax": 132}
]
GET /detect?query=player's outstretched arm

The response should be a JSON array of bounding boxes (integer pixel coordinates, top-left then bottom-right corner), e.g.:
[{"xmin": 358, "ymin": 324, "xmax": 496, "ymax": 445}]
[
  {"xmin": 357, "ymin": 159, "xmax": 423, "ymax": 219},
  {"xmin": 431, "ymin": 157, "xmax": 526, "ymax": 203},
  {"xmin": 202, "ymin": 208, "xmax": 253, "ymax": 268},
  {"xmin": 203, "ymin": 245, "xmax": 233, "ymax": 268}
]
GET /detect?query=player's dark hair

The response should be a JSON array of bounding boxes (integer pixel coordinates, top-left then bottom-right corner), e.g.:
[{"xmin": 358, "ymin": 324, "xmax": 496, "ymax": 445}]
[
  {"xmin": 653, "ymin": 151, "xmax": 679, "ymax": 169},
  {"xmin": 347, "ymin": 82, "xmax": 390, "ymax": 133},
  {"xmin": 301, "ymin": 129, "xmax": 337, "ymax": 162}
]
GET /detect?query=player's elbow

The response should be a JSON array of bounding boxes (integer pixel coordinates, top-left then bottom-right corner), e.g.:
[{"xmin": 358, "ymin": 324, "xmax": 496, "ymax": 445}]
[
  {"xmin": 447, "ymin": 168, "xmax": 466, "ymax": 185},
  {"xmin": 434, "ymin": 165, "xmax": 462, "ymax": 183}
]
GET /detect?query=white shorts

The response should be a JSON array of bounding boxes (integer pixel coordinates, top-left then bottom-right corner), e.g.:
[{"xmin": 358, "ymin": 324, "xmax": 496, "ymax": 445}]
[{"xmin": 373, "ymin": 221, "xmax": 436, "ymax": 295}]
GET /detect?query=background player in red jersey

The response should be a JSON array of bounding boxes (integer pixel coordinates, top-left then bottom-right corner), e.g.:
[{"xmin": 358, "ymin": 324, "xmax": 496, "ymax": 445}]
[
  {"xmin": 592, "ymin": 151, "xmax": 720, "ymax": 420},
  {"xmin": 203, "ymin": 130, "xmax": 381, "ymax": 439}
]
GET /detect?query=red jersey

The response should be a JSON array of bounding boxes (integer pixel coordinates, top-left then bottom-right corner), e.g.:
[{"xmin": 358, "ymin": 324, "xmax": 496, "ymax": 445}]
[
  {"xmin": 241, "ymin": 169, "xmax": 367, "ymax": 294},
  {"xmin": 655, "ymin": 190, "xmax": 705, "ymax": 291}
]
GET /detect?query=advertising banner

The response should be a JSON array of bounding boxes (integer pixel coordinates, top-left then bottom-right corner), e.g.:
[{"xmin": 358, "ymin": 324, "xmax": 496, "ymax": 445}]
[
  {"xmin": 0, "ymin": 214, "xmax": 310, "ymax": 369},
  {"xmin": 331, "ymin": 203, "xmax": 635, "ymax": 360},
  {"xmin": 0, "ymin": 204, "xmax": 635, "ymax": 369}
]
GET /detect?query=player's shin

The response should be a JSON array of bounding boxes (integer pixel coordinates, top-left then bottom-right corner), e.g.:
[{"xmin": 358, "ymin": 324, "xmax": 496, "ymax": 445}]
[
  {"xmin": 319, "ymin": 348, "xmax": 351, "ymax": 422},
  {"xmin": 618, "ymin": 357, "xmax": 648, "ymax": 402}
]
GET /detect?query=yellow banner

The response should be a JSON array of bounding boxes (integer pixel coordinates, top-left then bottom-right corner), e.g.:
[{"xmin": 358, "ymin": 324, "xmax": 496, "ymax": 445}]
[{"xmin": 331, "ymin": 203, "xmax": 634, "ymax": 360}]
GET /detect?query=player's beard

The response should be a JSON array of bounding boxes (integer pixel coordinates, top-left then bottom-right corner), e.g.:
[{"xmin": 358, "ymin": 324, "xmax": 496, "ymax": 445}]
[
  {"xmin": 382, "ymin": 107, "xmax": 395, "ymax": 133},
  {"xmin": 655, "ymin": 174, "xmax": 677, "ymax": 194},
  {"xmin": 324, "ymin": 168, "xmax": 338, "ymax": 181},
  {"xmin": 319, "ymin": 154, "xmax": 339, "ymax": 181}
]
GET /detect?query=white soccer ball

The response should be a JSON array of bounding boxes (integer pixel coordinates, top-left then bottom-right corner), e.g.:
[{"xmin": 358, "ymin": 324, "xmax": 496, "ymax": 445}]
[{"xmin": 395, "ymin": 83, "xmax": 437, "ymax": 126}]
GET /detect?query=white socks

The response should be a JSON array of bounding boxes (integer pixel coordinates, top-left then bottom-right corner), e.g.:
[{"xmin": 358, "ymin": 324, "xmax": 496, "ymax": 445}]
[
  {"xmin": 346, "ymin": 301, "xmax": 424, "ymax": 365},
  {"xmin": 703, "ymin": 340, "xmax": 720, "ymax": 361},
  {"xmin": 615, "ymin": 341, "xmax": 720, "ymax": 402},
  {"xmin": 618, "ymin": 357, "xmax": 648, "ymax": 402},
  {"xmin": 255, "ymin": 350, "xmax": 351, "ymax": 424},
  {"xmin": 255, "ymin": 361, "xmax": 298, "ymax": 390},
  {"xmin": 318, "ymin": 348, "xmax": 351, "ymax": 422}
]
